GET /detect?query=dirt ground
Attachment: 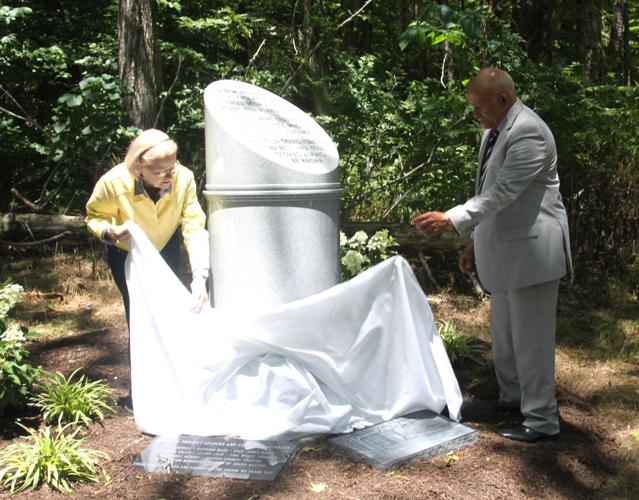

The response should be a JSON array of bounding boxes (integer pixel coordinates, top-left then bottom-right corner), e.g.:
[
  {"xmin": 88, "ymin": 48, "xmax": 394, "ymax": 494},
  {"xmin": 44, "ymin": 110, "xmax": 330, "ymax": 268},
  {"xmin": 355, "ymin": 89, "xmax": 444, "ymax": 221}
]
[{"xmin": 1, "ymin": 246, "xmax": 638, "ymax": 499}]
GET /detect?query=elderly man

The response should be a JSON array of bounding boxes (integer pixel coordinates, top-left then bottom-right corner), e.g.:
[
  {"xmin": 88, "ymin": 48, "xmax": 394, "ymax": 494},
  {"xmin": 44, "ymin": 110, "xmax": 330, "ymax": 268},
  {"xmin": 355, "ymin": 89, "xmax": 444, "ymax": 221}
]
[{"xmin": 412, "ymin": 68, "xmax": 572, "ymax": 442}]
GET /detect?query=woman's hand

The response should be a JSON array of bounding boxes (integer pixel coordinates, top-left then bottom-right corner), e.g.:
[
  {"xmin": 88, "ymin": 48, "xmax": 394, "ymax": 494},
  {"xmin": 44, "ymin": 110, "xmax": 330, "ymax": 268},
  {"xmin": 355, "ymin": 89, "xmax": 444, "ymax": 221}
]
[
  {"xmin": 107, "ymin": 224, "xmax": 131, "ymax": 242},
  {"xmin": 190, "ymin": 276, "xmax": 209, "ymax": 313}
]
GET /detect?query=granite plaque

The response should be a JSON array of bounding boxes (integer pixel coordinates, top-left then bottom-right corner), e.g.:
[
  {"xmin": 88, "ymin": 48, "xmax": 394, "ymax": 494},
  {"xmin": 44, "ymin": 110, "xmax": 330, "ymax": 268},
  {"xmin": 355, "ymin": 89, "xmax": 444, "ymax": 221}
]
[
  {"xmin": 328, "ymin": 410, "xmax": 480, "ymax": 470},
  {"xmin": 133, "ymin": 435, "xmax": 299, "ymax": 481}
]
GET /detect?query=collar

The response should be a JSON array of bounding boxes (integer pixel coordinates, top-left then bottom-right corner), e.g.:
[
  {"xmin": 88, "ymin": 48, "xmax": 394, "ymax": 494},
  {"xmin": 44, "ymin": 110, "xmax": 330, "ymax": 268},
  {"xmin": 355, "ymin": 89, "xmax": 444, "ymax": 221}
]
[
  {"xmin": 492, "ymin": 98, "xmax": 522, "ymax": 134},
  {"xmin": 503, "ymin": 99, "xmax": 524, "ymax": 132},
  {"xmin": 134, "ymin": 177, "xmax": 173, "ymax": 199}
]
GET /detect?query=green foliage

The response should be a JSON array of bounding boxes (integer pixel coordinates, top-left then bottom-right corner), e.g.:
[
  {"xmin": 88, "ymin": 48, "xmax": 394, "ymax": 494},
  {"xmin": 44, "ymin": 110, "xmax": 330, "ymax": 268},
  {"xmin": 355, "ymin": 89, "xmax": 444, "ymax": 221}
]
[
  {"xmin": 399, "ymin": 3, "xmax": 480, "ymax": 51},
  {"xmin": 340, "ymin": 230, "xmax": 398, "ymax": 280},
  {"xmin": 31, "ymin": 369, "xmax": 115, "ymax": 427},
  {"xmin": 0, "ymin": 0, "xmax": 637, "ymax": 285},
  {"xmin": 0, "ymin": 6, "xmax": 32, "ymax": 25},
  {"xmin": 437, "ymin": 320, "xmax": 484, "ymax": 364},
  {"xmin": 0, "ymin": 281, "xmax": 39, "ymax": 416},
  {"xmin": 0, "ymin": 424, "xmax": 109, "ymax": 494}
]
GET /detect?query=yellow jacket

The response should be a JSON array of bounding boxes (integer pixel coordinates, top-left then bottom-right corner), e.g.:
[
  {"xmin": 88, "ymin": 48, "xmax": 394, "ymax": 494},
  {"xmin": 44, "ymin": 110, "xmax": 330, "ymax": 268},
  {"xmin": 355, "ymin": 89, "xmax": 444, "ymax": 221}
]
[{"xmin": 85, "ymin": 162, "xmax": 209, "ymax": 273}]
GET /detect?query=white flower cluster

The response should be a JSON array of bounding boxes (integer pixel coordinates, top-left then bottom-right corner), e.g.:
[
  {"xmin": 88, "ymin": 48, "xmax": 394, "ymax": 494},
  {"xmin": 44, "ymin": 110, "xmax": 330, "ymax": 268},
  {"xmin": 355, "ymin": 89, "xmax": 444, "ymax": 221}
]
[
  {"xmin": 340, "ymin": 229, "xmax": 398, "ymax": 280},
  {"xmin": 342, "ymin": 249, "xmax": 366, "ymax": 276},
  {"xmin": 0, "ymin": 282, "xmax": 24, "ymax": 320},
  {"xmin": 0, "ymin": 323, "xmax": 26, "ymax": 345}
]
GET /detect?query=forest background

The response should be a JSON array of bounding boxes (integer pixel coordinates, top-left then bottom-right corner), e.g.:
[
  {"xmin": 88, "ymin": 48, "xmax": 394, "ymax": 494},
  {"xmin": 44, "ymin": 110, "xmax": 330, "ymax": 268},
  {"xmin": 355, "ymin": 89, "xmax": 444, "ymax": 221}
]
[{"xmin": 0, "ymin": 0, "xmax": 638, "ymax": 290}]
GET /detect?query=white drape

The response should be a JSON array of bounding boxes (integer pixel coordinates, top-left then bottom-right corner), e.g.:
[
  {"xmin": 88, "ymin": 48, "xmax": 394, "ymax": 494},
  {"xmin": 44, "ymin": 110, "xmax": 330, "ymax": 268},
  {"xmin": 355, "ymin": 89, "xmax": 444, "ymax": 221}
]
[{"xmin": 125, "ymin": 222, "xmax": 462, "ymax": 439}]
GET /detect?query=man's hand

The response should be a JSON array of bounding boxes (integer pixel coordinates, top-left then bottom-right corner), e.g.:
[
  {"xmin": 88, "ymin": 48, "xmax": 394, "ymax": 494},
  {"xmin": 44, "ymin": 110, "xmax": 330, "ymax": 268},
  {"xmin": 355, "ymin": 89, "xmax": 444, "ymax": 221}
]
[
  {"xmin": 107, "ymin": 224, "xmax": 131, "ymax": 242},
  {"xmin": 458, "ymin": 241, "xmax": 476, "ymax": 275},
  {"xmin": 410, "ymin": 211, "xmax": 453, "ymax": 236},
  {"xmin": 190, "ymin": 276, "xmax": 209, "ymax": 313}
]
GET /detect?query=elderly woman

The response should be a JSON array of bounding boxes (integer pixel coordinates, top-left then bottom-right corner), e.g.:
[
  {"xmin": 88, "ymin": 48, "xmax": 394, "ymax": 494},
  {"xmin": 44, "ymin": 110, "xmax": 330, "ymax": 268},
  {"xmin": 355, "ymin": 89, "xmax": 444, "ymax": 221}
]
[{"xmin": 86, "ymin": 129, "xmax": 209, "ymax": 407}]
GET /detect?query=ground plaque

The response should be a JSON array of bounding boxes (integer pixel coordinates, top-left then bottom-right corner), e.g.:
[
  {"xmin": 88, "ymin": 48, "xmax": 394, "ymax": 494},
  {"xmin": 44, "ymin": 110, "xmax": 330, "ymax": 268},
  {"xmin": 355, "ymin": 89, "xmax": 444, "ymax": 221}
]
[
  {"xmin": 133, "ymin": 435, "xmax": 299, "ymax": 481},
  {"xmin": 328, "ymin": 410, "xmax": 480, "ymax": 470}
]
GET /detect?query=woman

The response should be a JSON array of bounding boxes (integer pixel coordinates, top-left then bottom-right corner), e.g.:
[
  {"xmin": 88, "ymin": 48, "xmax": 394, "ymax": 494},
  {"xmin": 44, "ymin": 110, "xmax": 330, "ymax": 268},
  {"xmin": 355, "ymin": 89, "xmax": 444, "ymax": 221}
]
[{"xmin": 85, "ymin": 129, "xmax": 209, "ymax": 408}]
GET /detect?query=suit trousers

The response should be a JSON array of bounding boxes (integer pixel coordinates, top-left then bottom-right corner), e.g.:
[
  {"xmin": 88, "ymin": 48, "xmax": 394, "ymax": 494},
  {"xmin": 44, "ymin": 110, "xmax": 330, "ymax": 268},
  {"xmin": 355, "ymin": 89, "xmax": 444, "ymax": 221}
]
[{"xmin": 490, "ymin": 279, "xmax": 560, "ymax": 435}]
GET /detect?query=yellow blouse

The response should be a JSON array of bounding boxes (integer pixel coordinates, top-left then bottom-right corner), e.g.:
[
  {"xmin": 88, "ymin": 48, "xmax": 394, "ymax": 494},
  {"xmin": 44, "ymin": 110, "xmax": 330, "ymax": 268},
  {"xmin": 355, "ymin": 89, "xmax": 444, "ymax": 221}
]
[{"xmin": 85, "ymin": 162, "xmax": 209, "ymax": 273}]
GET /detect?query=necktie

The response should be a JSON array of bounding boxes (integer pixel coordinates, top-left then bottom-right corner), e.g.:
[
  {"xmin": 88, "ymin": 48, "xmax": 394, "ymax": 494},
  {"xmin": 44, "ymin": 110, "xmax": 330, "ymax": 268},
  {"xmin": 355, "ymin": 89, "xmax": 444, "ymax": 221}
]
[{"xmin": 478, "ymin": 129, "xmax": 499, "ymax": 193}]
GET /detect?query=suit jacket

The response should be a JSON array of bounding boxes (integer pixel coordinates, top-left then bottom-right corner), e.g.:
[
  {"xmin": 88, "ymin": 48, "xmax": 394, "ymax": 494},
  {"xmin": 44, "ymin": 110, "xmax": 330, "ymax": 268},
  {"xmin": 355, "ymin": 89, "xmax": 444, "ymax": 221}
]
[{"xmin": 446, "ymin": 99, "xmax": 572, "ymax": 292}]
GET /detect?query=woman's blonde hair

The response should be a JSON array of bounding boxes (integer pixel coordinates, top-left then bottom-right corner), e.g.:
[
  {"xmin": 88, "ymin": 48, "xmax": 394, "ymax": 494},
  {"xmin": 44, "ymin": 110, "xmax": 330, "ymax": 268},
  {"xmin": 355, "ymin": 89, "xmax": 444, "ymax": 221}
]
[{"xmin": 124, "ymin": 129, "xmax": 178, "ymax": 176}]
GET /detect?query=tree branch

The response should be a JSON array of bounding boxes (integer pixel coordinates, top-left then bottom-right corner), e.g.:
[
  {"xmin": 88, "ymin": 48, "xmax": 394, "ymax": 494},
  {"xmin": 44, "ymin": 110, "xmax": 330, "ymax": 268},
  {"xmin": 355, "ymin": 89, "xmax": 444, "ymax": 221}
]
[
  {"xmin": 247, "ymin": 39, "xmax": 267, "ymax": 69},
  {"xmin": 0, "ymin": 83, "xmax": 48, "ymax": 136},
  {"xmin": 337, "ymin": 0, "xmax": 373, "ymax": 29},
  {"xmin": 279, "ymin": 0, "xmax": 374, "ymax": 95},
  {"xmin": 11, "ymin": 188, "xmax": 42, "ymax": 211},
  {"xmin": 154, "ymin": 54, "xmax": 182, "ymax": 129},
  {"xmin": 0, "ymin": 231, "xmax": 72, "ymax": 247}
]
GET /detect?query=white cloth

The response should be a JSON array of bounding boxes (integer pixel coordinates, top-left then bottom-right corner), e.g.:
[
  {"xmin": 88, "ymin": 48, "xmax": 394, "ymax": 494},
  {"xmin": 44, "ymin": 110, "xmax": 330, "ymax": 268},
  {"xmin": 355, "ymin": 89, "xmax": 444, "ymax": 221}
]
[{"xmin": 125, "ymin": 222, "xmax": 462, "ymax": 440}]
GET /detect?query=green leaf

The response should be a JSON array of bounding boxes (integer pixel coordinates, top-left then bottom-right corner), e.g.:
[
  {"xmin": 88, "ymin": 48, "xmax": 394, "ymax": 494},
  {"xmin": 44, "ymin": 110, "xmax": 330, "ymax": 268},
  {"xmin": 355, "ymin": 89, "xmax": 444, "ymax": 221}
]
[{"xmin": 431, "ymin": 33, "xmax": 447, "ymax": 45}]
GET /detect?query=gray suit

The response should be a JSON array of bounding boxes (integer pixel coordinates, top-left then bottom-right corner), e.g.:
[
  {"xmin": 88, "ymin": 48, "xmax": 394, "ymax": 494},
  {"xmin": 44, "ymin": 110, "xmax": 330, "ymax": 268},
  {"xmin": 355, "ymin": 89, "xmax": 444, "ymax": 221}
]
[{"xmin": 447, "ymin": 99, "xmax": 571, "ymax": 434}]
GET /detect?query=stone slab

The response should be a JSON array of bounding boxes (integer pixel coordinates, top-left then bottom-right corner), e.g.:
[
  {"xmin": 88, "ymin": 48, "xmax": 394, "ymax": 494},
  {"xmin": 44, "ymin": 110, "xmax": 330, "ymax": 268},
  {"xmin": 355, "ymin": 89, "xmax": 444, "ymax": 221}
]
[
  {"xmin": 328, "ymin": 410, "xmax": 480, "ymax": 470},
  {"xmin": 133, "ymin": 435, "xmax": 299, "ymax": 481}
]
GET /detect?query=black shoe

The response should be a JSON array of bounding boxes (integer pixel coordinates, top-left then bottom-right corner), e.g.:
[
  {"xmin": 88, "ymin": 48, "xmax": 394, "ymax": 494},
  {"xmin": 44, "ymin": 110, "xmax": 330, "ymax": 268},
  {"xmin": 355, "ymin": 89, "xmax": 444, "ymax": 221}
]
[
  {"xmin": 117, "ymin": 394, "xmax": 134, "ymax": 413},
  {"xmin": 498, "ymin": 425, "xmax": 557, "ymax": 443}
]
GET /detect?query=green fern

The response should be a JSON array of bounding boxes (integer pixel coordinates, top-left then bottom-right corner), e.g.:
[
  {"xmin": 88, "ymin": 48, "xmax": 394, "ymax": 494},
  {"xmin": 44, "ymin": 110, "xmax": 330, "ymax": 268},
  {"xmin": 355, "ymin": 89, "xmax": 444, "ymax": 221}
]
[{"xmin": 437, "ymin": 320, "xmax": 485, "ymax": 364}]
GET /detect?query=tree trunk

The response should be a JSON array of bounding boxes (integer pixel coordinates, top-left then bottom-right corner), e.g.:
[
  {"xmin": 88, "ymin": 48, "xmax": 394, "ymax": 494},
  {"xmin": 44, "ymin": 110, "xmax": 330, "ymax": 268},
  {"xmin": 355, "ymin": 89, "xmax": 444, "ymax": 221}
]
[
  {"xmin": 341, "ymin": 222, "xmax": 469, "ymax": 252},
  {"xmin": 0, "ymin": 213, "xmax": 88, "ymax": 245},
  {"xmin": 300, "ymin": 0, "xmax": 328, "ymax": 114},
  {"xmin": 513, "ymin": 0, "xmax": 553, "ymax": 62},
  {"xmin": 607, "ymin": 1, "xmax": 630, "ymax": 85},
  {"xmin": 578, "ymin": 0, "xmax": 604, "ymax": 82},
  {"xmin": 118, "ymin": 0, "xmax": 162, "ymax": 129}
]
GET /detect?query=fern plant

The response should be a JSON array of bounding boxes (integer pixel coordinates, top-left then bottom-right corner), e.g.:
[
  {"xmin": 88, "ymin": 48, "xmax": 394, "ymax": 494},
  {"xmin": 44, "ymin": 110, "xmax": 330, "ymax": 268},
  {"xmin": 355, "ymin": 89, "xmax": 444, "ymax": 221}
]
[
  {"xmin": 437, "ymin": 320, "xmax": 485, "ymax": 364},
  {"xmin": 0, "ymin": 424, "xmax": 109, "ymax": 494},
  {"xmin": 31, "ymin": 369, "xmax": 115, "ymax": 427}
]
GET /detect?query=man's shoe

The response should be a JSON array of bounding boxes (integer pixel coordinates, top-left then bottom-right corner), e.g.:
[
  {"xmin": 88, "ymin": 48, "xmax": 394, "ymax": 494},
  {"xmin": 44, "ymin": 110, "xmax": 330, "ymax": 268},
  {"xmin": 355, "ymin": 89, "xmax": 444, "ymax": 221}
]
[{"xmin": 498, "ymin": 425, "xmax": 557, "ymax": 443}]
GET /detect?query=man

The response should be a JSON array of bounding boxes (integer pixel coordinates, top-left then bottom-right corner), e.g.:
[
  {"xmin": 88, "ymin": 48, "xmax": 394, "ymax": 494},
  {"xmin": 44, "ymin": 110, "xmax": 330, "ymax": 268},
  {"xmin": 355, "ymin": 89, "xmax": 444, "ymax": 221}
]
[{"xmin": 411, "ymin": 68, "xmax": 572, "ymax": 442}]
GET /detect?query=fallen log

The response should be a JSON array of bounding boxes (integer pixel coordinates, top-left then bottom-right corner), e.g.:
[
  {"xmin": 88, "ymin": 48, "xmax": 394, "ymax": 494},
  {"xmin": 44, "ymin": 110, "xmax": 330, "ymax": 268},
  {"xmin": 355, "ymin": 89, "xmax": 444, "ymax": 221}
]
[
  {"xmin": 341, "ymin": 221, "xmax": 469, "ymax": 253},
  {"xmin": 0, "ymin": 212, "xmax": 88, "ymax": 246},
  {"xmin": 0, "ymin": 213, "xmax": 469, "ymax": 252}
]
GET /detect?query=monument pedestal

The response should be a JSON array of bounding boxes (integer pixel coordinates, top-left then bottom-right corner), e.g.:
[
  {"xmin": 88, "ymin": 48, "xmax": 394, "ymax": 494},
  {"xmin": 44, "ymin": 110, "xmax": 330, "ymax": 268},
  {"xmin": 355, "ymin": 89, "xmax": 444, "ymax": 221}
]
[{"xmin": 204, "ymin": 80, "xmax": 341, "ymax": 310}]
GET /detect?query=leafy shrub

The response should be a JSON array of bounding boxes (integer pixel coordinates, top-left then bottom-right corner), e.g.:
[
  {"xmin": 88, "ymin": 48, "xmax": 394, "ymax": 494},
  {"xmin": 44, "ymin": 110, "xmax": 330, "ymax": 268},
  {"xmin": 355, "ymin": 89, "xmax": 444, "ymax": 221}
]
[
  {"xmin": 31, "ymin": 369, "xmax": 115, "ymax": 427},
  {"xmin": 340, "ymin": 229, "xmax": 398, "ymax": 280},
  {"xmin": 437, "ymin": 320, "xmax": 484, "ymax": 364},
  {"xmin": 0, "ymin": 281, "xmax": 39, "ymax": 416},
  {"xmin": 0, "ymin": 424, "xmax": 109, "ymax": 494}
]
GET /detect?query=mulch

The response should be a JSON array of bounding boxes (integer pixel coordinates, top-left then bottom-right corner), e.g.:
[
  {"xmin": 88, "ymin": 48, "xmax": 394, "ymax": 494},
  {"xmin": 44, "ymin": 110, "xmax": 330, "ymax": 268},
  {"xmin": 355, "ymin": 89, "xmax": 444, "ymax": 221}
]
[{"xmin": 0, "ymin": 317, "xmax": 634, "ymax": 499}]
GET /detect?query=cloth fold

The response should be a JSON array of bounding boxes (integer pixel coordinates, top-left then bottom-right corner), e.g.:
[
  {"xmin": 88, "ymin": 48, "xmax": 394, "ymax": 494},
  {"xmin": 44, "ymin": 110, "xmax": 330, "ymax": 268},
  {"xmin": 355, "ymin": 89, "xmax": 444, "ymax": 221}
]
[{"xmin": 125, "ymin": 221, "xmax": 462, "ymax": 440}]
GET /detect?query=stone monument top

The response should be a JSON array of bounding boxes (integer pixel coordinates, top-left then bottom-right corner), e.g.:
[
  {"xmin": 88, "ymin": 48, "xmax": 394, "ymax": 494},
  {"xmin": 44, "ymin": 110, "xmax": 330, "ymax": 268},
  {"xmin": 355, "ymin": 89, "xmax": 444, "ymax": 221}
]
[{"xmin": 204, "ymin": 80, "xmax": 339, "ymax": 188}]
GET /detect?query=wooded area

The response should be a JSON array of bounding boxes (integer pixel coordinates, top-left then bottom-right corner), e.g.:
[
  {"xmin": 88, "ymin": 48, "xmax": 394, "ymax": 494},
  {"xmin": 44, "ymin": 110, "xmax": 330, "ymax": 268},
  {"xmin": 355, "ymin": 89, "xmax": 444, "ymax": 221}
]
[{"xmin": 1, "ymin": 0, "xmax": 638, "ymax": 284}]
